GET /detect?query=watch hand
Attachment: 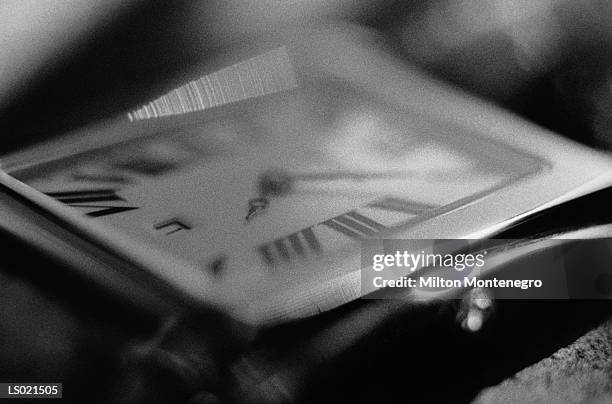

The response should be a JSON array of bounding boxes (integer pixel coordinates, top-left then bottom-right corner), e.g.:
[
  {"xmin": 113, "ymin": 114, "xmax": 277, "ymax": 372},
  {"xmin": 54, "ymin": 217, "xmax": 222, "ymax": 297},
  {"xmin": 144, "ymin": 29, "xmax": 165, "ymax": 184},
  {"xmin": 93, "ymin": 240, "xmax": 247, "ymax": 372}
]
[
  {"xmin": 257, "ymin": 169, "xmax": 417, "ymax": 196},
  {"xmin": 245, "ymin": 197, "xmax": 269, "ymax": 222}
]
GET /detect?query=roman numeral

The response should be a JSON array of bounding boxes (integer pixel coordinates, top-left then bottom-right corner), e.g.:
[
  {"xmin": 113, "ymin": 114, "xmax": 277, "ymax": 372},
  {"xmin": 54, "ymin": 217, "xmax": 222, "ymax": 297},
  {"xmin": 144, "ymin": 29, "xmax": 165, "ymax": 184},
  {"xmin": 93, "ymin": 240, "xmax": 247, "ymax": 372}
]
[
  {"xmin": 366, "ymin": 197, "xmax": 436, "ymax": 214},
  {"xmin": 258, "ymin": 227, "xmax": 321, "ymax": 265},
  {"xmin": 322, "ymin": 211, "xmax": 387, "ymax": 240},
  {"xmin": 46, "ymin": 189, "xmax": 138, "ymax": 218},
  {"xmin": 114, "ymin": 158, "xmax": 177, "ymax": 176},
  {"xmin": 207, "ymin": 255, "xmax": 226, "ymax": 276},
  {"xmin": 71, "ymin": 172, "xmax": 132, "ymax": 185}
]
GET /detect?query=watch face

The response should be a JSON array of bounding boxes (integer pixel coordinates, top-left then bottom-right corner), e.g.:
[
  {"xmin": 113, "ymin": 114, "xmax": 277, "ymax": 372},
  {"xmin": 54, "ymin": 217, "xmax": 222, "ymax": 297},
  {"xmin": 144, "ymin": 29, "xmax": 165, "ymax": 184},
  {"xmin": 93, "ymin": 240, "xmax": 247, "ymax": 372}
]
[{"xmin": 2, "ymin": 27, "xmax": 611, "ymax": 324}]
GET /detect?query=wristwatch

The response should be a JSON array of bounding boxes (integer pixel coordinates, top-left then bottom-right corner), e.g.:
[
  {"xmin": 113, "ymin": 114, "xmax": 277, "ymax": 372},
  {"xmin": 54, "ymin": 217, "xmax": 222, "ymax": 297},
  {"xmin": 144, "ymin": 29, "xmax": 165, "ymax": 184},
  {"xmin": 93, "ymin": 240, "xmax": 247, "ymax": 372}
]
[{"xmin": 1, "ymin": 24, "xmax": 612, "ymax": 402}]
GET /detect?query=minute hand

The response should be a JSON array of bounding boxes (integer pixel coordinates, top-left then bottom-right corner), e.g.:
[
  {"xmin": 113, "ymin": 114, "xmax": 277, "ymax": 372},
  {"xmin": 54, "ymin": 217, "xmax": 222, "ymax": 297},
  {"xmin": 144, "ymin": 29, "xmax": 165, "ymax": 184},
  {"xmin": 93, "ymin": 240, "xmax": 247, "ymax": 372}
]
[{"xmin": 257, "ymin": 169, "xmax": 416, "ymax": 196}]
